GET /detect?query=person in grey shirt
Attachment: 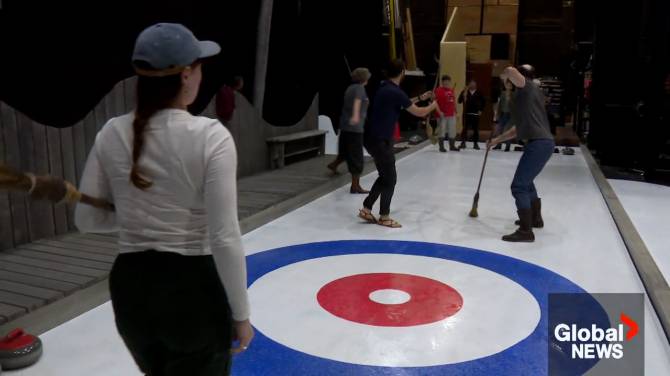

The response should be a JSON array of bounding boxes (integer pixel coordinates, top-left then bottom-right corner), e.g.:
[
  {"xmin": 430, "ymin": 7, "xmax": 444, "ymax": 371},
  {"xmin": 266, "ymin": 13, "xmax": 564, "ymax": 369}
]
[
  {"xmin": 327, "ymin": 67, "xmax": 371, "ymax": 193},
  {"xmin": 488, "ymin": 65, "xmax": 555, "ymax": 242}
]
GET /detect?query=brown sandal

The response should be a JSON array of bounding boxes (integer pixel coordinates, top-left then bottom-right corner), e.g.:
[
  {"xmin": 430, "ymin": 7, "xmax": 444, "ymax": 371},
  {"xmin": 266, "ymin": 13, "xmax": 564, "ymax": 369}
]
[
  {"xmin": 358, "ymin": 209, "xmax": 377, "ymax": 224},
  {"xmin": 377, "ymin": 217, "xmax": 402, "ymax": 228},
  {"xmin": 327, "ymin": 161, "xmax": 340, "ymax": 175}
]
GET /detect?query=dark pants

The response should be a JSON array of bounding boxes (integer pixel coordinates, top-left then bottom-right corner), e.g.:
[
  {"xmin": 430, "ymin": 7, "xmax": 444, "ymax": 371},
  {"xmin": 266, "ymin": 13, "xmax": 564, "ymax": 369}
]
[
  {"xmin": 511, "ymin": 139, "xmax": 555, "ymax": 210},
  {"xmin": 109, "ymin": 251, "xmax": 233, "ymax": 376},
  {"xmin": 338, "ymin": 131, "xmax": 364, "ymax": 176},
  {"xmin": 461, "ymin": 114, "xmax": 480, "ymax": 143},
  {"xmin": 363, "ymin": 139, "xmax": 397, "ymax": 216}
]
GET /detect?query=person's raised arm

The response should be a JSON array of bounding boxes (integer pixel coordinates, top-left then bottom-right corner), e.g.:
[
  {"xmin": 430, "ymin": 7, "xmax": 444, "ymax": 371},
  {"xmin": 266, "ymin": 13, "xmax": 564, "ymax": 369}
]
[
  {"xmin": 501, "ymin": 67, "xmax": 526, "ymax": 88},
  {"xmin": 407, "ymin": 101, "xmax": 438, "ymax": 118},
  {"xmin": 410, "ymin": 91, "xmax": 433, "ymax": 104}
]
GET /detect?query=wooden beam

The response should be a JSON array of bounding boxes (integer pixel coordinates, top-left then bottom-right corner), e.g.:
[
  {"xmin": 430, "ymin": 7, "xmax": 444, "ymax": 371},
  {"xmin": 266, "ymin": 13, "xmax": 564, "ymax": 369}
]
[
  {"xmin": 389, "ymin": 0, "xmax": 397, "ymax": 59},
  {"xmin": 254, "ymin": 0, "xmax": 274, "ymax": 113},
  {"xmin": 405, "ymin": 7, "xmax": 418, "ymax": 70},
  {"xmin": 0, "ymin": 106, "xmax": 12, "ymax": 250}
]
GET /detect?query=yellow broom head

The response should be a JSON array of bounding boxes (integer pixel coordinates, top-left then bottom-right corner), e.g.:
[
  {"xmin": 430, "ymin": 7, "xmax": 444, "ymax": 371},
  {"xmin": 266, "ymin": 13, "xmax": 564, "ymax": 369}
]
[{"xmin": 469, "ymin": 193, "xmax": 480, "ymax": 218}]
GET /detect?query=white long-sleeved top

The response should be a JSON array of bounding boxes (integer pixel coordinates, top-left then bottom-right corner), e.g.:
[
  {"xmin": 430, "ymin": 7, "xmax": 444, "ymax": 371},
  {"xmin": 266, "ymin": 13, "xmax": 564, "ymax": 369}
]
[{"xmin": 74, "ymin": 109, "xmax": 250, "ymax": 321}]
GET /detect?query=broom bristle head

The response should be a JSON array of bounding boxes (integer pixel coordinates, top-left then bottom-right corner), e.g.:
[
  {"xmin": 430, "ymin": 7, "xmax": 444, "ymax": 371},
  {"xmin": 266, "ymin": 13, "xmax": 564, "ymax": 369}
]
[{"xmin": 469, "ymin": 193, "xmax": 480, "ymax": 218}]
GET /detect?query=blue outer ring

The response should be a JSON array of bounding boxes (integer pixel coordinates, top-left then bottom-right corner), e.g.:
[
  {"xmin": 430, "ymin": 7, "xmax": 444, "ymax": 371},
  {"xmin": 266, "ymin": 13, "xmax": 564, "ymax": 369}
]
[{"xmin": 233, "ymin": 240, "xmax": 605, "ymax": 375}]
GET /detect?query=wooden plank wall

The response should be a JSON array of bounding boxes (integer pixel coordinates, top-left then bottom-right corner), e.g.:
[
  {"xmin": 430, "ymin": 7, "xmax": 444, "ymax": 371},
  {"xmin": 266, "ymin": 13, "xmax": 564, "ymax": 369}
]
[
  {"xmin": 0, "ymin": 76, "xmax": 317, "ymax": 250},
  {"xmin": 224, "ymin": 93, "xmax": 319, "ymax": 178},
  {"xmin": 0, "ymin": 79, "xmax": 132, "ymax": 252}
]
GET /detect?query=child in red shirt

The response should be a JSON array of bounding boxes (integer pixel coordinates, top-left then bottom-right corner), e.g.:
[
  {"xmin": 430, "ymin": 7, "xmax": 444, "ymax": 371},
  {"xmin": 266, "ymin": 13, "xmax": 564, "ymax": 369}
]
[{"xmin": 433, "ymin": 75, "xmax": 459, "ymax": 152}]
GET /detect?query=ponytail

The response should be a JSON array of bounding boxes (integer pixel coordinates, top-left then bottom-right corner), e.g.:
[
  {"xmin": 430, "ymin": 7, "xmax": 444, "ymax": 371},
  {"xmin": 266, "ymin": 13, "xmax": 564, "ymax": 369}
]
[
  {"xmin": 130, "ymin": 108, "xmax": 154, "ymax": 189},
  {"xmin": 130, "ymin": 69, "xmax": 183, "ymax": 190}
]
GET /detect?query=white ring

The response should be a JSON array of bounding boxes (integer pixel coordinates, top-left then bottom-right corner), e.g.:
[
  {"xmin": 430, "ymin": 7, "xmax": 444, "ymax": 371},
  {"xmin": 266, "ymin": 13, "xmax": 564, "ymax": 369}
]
[{"xmin": 249, "ymin": 254, "xmax": 541, "ymax": 367}]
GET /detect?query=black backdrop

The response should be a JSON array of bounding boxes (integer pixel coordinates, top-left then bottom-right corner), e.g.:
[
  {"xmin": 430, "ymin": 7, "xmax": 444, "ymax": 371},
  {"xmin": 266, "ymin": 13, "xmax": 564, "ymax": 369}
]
[
  {"xmin": 0, "ymin": 0, "xmax": 385, "ymax": 128},
  {"xmin": 586, "ymin": 0, "xmax": 669, "ymax": 169}
]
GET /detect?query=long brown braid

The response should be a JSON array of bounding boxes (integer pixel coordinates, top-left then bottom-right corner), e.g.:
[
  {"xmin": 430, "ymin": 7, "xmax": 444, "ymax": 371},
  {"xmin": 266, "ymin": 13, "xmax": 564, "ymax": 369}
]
[{"xmin": 130, "ymin": 65, "xmax": 183, "ymax": 190}]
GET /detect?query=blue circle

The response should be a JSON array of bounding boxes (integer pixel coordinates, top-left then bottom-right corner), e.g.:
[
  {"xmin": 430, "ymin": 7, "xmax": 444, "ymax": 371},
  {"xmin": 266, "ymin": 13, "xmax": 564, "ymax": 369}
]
[{"xmin": 233, "ymin": 240, "xmax": 607, "ymax": 375}]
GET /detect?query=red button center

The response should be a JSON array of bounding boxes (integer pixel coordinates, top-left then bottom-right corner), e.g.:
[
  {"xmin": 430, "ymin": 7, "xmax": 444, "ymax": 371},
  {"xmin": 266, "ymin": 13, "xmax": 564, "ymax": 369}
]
[{"xmin": 316, "ymin": 273, "xmax": 463, "ymax": 327}]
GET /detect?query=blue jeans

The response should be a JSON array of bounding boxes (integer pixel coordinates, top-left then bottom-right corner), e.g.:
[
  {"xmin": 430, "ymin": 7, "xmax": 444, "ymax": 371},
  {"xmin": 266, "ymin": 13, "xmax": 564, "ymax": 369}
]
[{"xmin": 511, "ymin": 139, "xmax": 555, "ymax": 210}]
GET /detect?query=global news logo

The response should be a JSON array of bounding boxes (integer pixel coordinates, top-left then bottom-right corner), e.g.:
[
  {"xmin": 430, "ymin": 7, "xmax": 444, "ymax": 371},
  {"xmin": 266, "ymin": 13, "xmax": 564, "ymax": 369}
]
[{"xmin": 553, "ymin": 313, "xmax": 639, "ymax": 360}]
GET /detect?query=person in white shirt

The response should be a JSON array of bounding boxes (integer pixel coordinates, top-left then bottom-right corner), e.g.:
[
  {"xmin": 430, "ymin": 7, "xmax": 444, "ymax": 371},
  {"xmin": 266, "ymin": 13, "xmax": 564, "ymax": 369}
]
[{"xmin": 74, "ymin": 23, "xmax": 253, "ymax": 375}]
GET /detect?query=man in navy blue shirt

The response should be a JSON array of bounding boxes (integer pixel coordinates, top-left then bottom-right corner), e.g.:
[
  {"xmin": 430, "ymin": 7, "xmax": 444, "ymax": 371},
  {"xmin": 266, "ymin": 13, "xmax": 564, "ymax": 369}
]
[{"xmin": 358, "ymin": 59, "xmax": 438, "ymax": 228}]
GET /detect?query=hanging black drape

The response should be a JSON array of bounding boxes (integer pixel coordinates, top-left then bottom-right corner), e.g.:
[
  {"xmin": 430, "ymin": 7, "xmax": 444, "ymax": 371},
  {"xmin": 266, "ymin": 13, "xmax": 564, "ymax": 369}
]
[{"xmin": 0, "ymin": 0, "xmax": 385, "ymax": 128}]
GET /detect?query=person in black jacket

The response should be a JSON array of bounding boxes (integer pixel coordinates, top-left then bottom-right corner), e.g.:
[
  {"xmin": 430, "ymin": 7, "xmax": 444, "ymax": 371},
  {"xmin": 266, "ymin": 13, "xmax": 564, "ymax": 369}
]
[{"xmin": 458, "ymin": 80, "xmax": 486, "ymax": 150}]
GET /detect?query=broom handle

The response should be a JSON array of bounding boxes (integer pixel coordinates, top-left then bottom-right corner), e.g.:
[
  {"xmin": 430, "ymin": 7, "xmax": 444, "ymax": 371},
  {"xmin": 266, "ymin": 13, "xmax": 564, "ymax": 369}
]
[
  {"xmin": 0, "ymin": 164, "xmax": 31, "ymax": 189},
  {"xmin": 1, "ymin": 164, "xmax": 114, "ymax": 211},
  {"xmin": 429, "ymin": 61, "xmax": 441, "ymax": 116},
  {"xmin": 475, "ymin": 134, "xmax": 495, "ymax": 194},
  {"xmin": 62, "ymin": 181, "xmax": 115, "ymax": 211},
  {"xmin": 79, "ymin": 192, "xmax": 115, "ymax": 211}
]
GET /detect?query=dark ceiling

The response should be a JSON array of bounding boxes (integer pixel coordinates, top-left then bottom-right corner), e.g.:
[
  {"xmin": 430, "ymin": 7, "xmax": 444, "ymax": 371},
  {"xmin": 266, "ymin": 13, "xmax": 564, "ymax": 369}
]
[{"xmin": 0, "ymin": 0, "xmax": 385, "ymax": 128}]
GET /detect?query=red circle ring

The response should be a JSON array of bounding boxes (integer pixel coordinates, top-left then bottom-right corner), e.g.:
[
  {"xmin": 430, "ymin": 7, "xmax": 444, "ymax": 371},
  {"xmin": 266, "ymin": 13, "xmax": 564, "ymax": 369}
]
[{"xmin": 316, "ymin": 273, "xmax": 463, "ymax": 327}]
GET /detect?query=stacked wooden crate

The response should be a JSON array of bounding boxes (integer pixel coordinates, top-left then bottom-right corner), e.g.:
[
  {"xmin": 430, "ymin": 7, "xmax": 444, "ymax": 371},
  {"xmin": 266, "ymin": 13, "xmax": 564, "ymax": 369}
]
[{"xmin": 446, "ymin": 0, "xmax": 519, "ymax": 67}]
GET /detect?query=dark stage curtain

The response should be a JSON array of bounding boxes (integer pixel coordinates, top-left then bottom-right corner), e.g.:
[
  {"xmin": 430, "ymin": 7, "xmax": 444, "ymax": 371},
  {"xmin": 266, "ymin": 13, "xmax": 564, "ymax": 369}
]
[{"xmin": 0, "ymin": 0, "xmax": 385, "ymax": 128}]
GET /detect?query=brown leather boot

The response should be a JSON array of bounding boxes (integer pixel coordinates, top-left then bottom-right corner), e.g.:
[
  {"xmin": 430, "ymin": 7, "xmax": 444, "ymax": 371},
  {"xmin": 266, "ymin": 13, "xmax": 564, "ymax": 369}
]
[
  {"xmin": 515, "ymin": 198, "xmax": 544, "ymax": 228},
  {"xmin": 350, "ymin": 176, "xmax": 369, "ymax": 194},
  {"xmin": 503, "ymin": 209, "xmax": 535, "ymax": 242}
]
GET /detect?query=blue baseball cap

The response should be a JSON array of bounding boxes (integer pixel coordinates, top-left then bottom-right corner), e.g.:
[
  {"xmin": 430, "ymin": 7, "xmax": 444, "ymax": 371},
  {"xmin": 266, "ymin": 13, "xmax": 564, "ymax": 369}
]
[{"xmin": 132, "ymin": 23, "xmax": 221, "ymax": 77}]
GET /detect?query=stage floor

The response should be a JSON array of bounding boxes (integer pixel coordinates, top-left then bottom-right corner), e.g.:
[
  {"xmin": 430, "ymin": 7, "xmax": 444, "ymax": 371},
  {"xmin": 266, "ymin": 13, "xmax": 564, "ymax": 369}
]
[
  {"xmin": 610, "ymin": 179, "xmax": 670, "ymax": 286},
  {"xmin": 7, "ymin": 145, "xmax": 670, "ymax": 375}
]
